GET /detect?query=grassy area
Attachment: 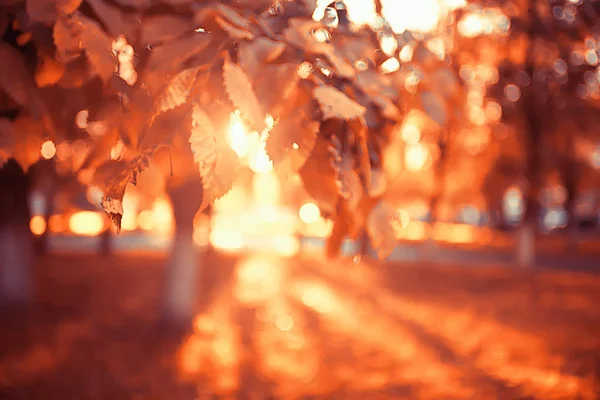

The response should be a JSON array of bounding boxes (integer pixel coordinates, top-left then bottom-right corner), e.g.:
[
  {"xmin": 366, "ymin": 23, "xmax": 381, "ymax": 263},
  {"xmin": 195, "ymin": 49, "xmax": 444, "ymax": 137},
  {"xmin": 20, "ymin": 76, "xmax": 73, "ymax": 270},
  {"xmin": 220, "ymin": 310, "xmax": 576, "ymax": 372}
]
[{"xmin": 1, "ymin": 252, "xmax": 599, "ymax": 399}]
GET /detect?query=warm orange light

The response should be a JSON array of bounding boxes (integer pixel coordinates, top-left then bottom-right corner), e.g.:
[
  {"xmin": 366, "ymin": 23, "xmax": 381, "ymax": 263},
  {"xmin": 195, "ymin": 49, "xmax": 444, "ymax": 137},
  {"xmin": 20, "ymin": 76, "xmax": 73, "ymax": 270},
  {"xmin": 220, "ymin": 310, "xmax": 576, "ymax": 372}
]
[
  {"xmin": 193, "ymin": 226, "xmax": 210, "ymax": 247},
  {"xmin": 152, "ymin": 197, "xmax": 173, "ymax": 235},
  {"xmin": 121, "ymin": 191, "xmax": 139, "ymax": 231},
  {"xmin": 68, "ymin": 211, "xmax": 104, "ymax": 236},
  {"xmin": 75, "ymin": 110, "xmax": 89, "ymax": 129},
  {"xmin": 405, "ymin": 144, "xmax": 429, "ymax": 171},
  {"xmin": 299, "ymin": 202, "xmax": 320, "ymax": 224},
  {"xmin": 234, "ymin": 255, "xmax": 281, "ymax": 304},
  {"xmin": 110, "ymin": 140, "xmax": 125, "ymax": 160},
  {"xmin": 137, "ymin": 210, "xmax": 154, "ymax": 231},
  {"xmin": 393, "ymin": 209, "xmax": 411, "ymax": 229},
  {"xmin": 248, "ymin": 143, "xmax": 273, "ymax": 174},
  {"xmin": 458, "ymin": 13, "xmax": 486, "ymax": 37},
  {"xmin": 275, "ymin": 314, "xmax": 295, "ymax": 331},
  {"xmin": 30, "ymin": 215, "xmax": 46, "ymax": 236},
  {"xmin": 272, "ymin": 234, "xmax": 300, "ymax": 257},
  {"xmin": 228, "ymin": 112, "xmax": 251, "ymax": 158},
  {"xmin": 48, "ymin": 214, "xmax": 65, "ymax": 233},
  {"xmin": 252, "ymin": 172, "xmax": 280, "ymax": 205},
  {"xmin": 40, "ymin": 140, "xmax": 56, "ymax": 160},
  {"xmin": 209, "ymin": 228, "xmax": 244, "ymax": 252},
  {"xmin": 301, "ymin": 217, "xmax": 333, "ymax": 238}
]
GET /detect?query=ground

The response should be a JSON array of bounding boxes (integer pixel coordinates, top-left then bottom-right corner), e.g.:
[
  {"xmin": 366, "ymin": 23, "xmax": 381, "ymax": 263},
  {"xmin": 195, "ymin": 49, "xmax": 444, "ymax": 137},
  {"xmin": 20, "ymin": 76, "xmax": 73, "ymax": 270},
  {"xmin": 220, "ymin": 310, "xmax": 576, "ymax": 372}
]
[{"xmin": 1, "ymin": 251, "xmax": 599, "ymax": 399}]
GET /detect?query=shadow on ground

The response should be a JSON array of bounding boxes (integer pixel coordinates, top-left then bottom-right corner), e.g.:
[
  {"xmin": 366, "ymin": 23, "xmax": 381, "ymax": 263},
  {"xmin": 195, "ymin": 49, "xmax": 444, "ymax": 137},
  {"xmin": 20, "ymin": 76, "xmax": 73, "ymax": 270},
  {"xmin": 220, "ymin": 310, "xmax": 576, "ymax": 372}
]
[{"xmin": 1, "ymin": 252, "xmax": 600, "ymax": 399}]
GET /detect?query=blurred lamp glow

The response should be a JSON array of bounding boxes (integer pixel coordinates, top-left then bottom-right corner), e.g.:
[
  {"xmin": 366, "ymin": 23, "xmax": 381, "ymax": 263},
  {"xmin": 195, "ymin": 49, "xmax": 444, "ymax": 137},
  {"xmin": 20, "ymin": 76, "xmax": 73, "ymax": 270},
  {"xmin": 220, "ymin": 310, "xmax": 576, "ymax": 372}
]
[
  {"xmin": 30, "ymin": 215, "xmax": 46, "ymax": 236},
  {"xmin": 68, "ymin": 211, "xmax": 104, "ymax": 236},
  {"xmin": 248, "ymin": 143, "xmax": 273, "ymax": 174},
  {"xmin": 41, "ymin": 140, "xmax": 56, "ymax": 159},
  {"xmin": 405, "ymin": 144, "xmax": 429, "ymax": 171},
  {"xmin": 299, "ymin": 202, "xmax": 320, "ymax": 224},
  {"xmin": 152, "ymin": 197, "xmax": 173, "ymax": 235},
  {"xmin": 228, "ymin": 112, "xmax": 251, "ymax": 158}
]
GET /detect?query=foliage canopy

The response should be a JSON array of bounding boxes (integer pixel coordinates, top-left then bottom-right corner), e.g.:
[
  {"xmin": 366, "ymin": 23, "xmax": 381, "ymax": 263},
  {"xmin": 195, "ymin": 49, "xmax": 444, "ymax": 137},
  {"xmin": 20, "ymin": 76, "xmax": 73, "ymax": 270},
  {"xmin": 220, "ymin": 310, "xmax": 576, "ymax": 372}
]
[{"xmin": 1, "ymin": 0, "xmax": 600, "ymax": 257}]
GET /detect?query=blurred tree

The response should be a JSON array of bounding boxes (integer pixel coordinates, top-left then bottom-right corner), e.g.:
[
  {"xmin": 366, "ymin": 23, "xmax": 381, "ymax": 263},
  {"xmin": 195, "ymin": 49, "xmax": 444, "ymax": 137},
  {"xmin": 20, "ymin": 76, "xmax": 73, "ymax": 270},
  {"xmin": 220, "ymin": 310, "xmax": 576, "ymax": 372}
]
[
  {"xmin": 0, "ymin": 0, "xmax": 408, "ymax": 322},
  {"xmin": 1, "ymin": 0, "xmax": 600, "ymax": 319},
  {"xmin": 458, "ymin": 0, "xmax": 600, "ymax": 265},
  {"xmin": 0, "ymin": 159, "xmax": 33, "ymax": 305}
]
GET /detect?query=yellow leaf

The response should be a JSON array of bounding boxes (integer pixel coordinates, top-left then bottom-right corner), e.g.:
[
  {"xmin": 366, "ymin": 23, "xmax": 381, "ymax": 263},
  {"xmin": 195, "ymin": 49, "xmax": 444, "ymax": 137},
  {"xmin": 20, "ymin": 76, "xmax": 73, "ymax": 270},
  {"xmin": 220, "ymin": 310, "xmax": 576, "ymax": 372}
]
[
  {"xmin": 313, "ymin": 86, "xmax": 366, "ymax": 120},
  {"xmin": 151, "ymin": 67, "xmax": 199, "ymax": 121},
  {"xmin": 222, "ymin": 58, "xmax": 266, "ymax": 132},
  {"xmin": 367, "ymin": 201, "xmax": 397, "ymax": 259},
  {"xmin": 35, "ymin": 54, "xmax": 65, "ymax": 87},
  {"xmin": 188, "ymin": 104, "xmax": 240, "ymax": 210},
  {"xmin": 239, "ymin": 37, "xmax": 286, "ymax": 78},
  {"xmin": 76, "ymin": 14, "xmax": 117, "ymax": 83}
]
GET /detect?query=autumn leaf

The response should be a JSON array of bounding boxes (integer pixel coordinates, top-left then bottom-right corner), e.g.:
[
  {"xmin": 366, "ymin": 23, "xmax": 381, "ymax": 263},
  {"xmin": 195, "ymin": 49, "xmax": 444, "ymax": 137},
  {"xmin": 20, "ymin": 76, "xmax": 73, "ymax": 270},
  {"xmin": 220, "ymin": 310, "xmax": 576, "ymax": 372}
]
[
  {"xmin": 76, "ymin": 14, "xmax": 117, "ymax": 83},
  {"xmin": 313, "ymin": 86, "xmax": 366, "ymax": 120},
  {"xmin": 26, "ymin": 0, "xmax": 82, "ymax": 25},
  {"xmin": 299, "ymin": 133, "xmax": 340, "ymax": 216},
  {"xmin": 86, "ymin": 0, "xmax": 127, "ymax": 38},
  {"xmin": 339, "ymin": 152, "xmax": 363, "ymax": 211},
  {"xmin": 0, "ymin": 42, "xmax": 47, "ymax": 120},
  {"xmin": 10, "ymin": 116, "xmax": 46, "ymax": 172},
  {"xmin": 263, "ymin": 78, "xmax": 318, "ymax": 176},
  {"xmin": 215, "ymin": 15, "xmax": 254, "ymax": 40},
  {"xmin": 326, "ymin": 52, "xmax": 355, "ymax": 78},
  {"xmin": 53, "ymin": 15, "xmax": 81, "ymax": 63},
  {"xmin": 140, "ymin": 15, "xmax": 195, "ymax": 46},
  {"xmin": 222, "ymin": 57, "xmax": 266, "ymax": 132},
  {"xmin": 150, "ymin": 67, "xmax": 199, "ymax": 122},
  {"xmin": 100, "ymin": 148, "xmax": 155, "ymax": 232},
  {"xmin": 188, "ymin": 103, "xmax": 240, "ymax": 211},
  {"xmin": 266, "ymin": 118, "xmax": 319, "ymax": 167},
  {"xmin": 326, "ymin": 193, "xmax": 381, "ymax": 259},
  {"xmin": 347, "ymin": 117, "xmax": 371, "ymax": 193},
  {"xmin": 141, "ymin": 105, "xmax": 192, "ymax": 150},
  {"xmin": 0, "ymin": 43, "xmax": 35, "ymax": 109},
  {"xmin": 35, "ymin": 53, "xmax": 65, "ymax": 87},
  {"xmin": 367, "ymin": 200, "xmax": 398, "ymax": 259},
  {"xmin": 325, "ymin": 201, "xmax": 353, "ymax": 259},
  {"xmin": 368, "ymin": 168, "xmax": 388, "ymax": 197},
  {"xmin": 0, "ymin": 118, "xmax": 14, "ymax": 168},
  {"xmin": 252, "ymin": 63, "xmax": 300, "ymax": 116},
  {"xmin": 420, "ymin": 90, "xmax": 448, "ymax": 127},
  {"xmin": 283, "ymin": 18, "xmax": 332, "ymax": 54},
  {"xmin": 239, "ymin": 37, "xmax": 286, "ymax": 78},
  {"xmin": 143, "ymin": 33, "xmax": 212, "ymax": 93}
]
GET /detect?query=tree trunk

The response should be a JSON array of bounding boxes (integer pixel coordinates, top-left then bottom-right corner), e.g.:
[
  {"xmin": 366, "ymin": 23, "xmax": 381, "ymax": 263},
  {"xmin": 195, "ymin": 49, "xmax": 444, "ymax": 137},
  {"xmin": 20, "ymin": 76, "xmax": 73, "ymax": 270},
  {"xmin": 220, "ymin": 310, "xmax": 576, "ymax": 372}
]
[
  {"xmin": 0, "ymin": 160, "xmax": 34, "ymax": 305},
  {"xmin": 99, "ymin": 228, "xmax": 112, "ymax": 255},
  {"xmin": 560, "ymin": 135, "xmax": 578, "ymax": 254},
  {"xmin": 516, "ymin": 218, "xmax": 536, "ymax": 268},
  {"xmin": 163, "ymin": 178, "xmax": 204, "ymax": 326},
  {"xmin": 424, "ymin": 134, "xmax": 449, "ymax": 261},
  {"xmin": 30, "ymin": 159, "xmax": 57, "ymax": 256},
  {"xmin": 516, "ymin": 0, "xmax": 543, "ymax": 268}
]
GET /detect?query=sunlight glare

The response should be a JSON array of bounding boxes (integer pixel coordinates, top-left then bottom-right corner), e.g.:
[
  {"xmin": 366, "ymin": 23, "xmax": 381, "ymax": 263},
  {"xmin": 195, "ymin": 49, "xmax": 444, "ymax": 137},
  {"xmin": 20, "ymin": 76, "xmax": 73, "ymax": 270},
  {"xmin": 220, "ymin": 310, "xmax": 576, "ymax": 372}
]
[
  {"xmin": 209, "ymin": 226, "xmax": 244, "ymax": 252},
  {"xmin": 296, "ymin": 280, "xmax": 340, "ymax": 314},
  {"xmin": 235, "ymin": 255, "xmax": 282, "ymax": 305},
  {"xmin": 40, "ymin": 140, "xmax": 56, "ymax": 160},
  {"xmin": 228, "ymin": 112, "xmax": 251, "ymax": 158},
  {"xmin": 121, "ymin": 191, "xmax": 139, "ymax": 231},
  {"xmin": 68, "ymin": 211, "xmax": 104, "ymax": 236},
  {"xmin": 248, "ymin": 142, "xmax": 274, "ymax": 174},
  {"xmin": 29, "ymin": 215, "xmax": 46, "ymax": 236},
  {"xmin": 299, "ymin": 202, "xmax": 320, "ymax": 224},
  {"xmin": 48, "ymin": 215, "xmax": 65, "ymax": 233},
  {"xmin": 151, "ymin": 196, "xmax": 173, "ymax": 235},
  {"xmin": 405, "ymin": 144, "xmax": 429, "ymax": 171}
]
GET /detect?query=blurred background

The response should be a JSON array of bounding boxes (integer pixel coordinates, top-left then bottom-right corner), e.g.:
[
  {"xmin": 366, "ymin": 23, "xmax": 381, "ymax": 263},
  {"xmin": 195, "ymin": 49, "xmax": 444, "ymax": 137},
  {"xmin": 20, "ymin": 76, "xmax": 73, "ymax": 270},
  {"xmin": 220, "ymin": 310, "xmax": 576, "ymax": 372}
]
[{"xmin": 2, "ymin": 0, "xmax": 600, "ymax": 399}]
